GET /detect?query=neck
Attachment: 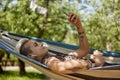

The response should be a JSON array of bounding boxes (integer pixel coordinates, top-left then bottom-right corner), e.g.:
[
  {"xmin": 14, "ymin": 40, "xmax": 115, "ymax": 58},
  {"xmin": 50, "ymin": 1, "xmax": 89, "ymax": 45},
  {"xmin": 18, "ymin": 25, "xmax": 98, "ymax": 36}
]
[{"xmin": 36, "ymin": 54, "xmax": 49, "ymax": 62}]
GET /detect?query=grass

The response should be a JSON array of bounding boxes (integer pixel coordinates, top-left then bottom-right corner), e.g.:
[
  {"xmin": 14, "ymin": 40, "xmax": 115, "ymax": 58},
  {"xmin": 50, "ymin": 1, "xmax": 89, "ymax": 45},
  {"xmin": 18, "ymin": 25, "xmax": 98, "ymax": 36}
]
[
  {"xmin": 0, "ymin": 67, "xmax": 45, "ymax": 80},
  {"xmin": 0, "ymin": 71, "xmax": 45, "ymax": 80}
]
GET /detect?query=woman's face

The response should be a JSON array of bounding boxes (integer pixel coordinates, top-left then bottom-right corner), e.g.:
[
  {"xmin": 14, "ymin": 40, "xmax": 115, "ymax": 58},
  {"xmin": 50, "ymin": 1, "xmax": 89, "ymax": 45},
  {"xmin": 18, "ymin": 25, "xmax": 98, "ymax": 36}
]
[{"xmin": 25, "ymin": 40, "xmax": 48, "ymax": 58}]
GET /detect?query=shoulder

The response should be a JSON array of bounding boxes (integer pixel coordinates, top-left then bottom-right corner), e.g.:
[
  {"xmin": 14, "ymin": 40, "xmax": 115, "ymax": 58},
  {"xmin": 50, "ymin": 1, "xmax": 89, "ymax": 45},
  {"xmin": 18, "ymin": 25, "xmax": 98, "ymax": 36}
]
[{"xmin": 44, "ymin": 56, "xmax": 61, "ymax": 65}]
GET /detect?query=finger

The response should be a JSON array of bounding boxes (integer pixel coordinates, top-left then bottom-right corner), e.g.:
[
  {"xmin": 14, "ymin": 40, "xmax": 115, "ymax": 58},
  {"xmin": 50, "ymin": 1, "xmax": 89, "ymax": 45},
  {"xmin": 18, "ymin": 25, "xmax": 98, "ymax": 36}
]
[
  {"xmin": 94, "ymin": 50, "xmax": 103, "ymax": 56},
  {"xmin": 70, "ymin": 15, "xmax": 76, "ymax": 21},
  {"xmin": 70, "ymin": 15, "xmax": 78, "ymax": 23},
  {"xmin": 68, "ymin": 13, "xmax": 74, "ymax": 20},
  {"xmin": 90, "ymin": 55, "xmax": 95, "ymax": 59},
  {"xmin": 68, "ymin": 13, "xmax": 74, "ymax": 22}
]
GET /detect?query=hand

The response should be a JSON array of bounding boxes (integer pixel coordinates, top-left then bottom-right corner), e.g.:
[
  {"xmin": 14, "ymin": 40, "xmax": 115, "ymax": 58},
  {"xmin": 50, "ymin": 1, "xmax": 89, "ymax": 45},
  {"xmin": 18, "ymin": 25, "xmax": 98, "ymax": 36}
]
[
  {"xmin": 90, "ymin": 50, "xmax": 105, "ymax": 67},
  {"xmin": 68, "ymin": 13, "xmax": 81, "ymax": 27}
]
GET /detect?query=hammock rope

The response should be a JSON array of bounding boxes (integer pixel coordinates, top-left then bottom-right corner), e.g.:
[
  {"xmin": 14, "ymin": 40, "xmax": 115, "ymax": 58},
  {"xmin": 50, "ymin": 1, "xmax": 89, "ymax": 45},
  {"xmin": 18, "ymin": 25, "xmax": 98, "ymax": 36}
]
[{"xmin": 7, "ymin": 31, "xmax": 120, "ymax": 57}]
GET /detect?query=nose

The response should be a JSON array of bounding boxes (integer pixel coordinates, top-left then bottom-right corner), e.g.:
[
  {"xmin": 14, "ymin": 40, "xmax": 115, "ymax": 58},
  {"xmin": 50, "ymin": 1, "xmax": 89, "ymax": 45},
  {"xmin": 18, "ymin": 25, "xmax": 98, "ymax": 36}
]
[{"xmin": 42, "ymin": 42, "xmax": 48, "ymax": 47}]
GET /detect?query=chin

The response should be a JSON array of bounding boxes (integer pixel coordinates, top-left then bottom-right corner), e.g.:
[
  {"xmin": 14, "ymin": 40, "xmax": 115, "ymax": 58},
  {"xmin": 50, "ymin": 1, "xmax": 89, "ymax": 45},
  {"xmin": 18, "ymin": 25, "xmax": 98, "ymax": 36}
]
[{"xmin": 44, "ymin": 50, "xmax": 48, "ymax": 55}]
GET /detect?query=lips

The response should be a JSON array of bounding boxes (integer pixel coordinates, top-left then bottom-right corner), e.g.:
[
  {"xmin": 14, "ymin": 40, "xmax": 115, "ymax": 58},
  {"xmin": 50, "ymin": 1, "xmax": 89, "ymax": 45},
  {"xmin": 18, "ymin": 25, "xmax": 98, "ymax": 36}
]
[{"xmin": 39, "ymin": 46, "xmax": 47, "ymax": 50}]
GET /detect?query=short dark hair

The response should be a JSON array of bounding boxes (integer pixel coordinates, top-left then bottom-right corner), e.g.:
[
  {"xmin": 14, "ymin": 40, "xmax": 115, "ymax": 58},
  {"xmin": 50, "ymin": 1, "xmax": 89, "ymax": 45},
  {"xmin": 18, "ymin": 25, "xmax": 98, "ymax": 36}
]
[{"xmin": 20, "ymin": 40, "xmax": 32, "ymax": 56}]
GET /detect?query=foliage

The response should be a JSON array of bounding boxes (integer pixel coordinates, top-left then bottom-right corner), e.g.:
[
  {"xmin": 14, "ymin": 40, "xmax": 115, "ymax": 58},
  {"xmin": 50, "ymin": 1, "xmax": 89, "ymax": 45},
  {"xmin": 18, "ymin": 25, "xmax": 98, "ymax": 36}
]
[
  {"xmin": 0, "ymin": 70, "xmax": 45, "ymax": 80},
  {"xmin": 84, "ymin": 0, "xmax": 120, "ymax": 52},
  {"xmin": 0, "ymin": 0, "xmax": 119, "ymax": 52}
]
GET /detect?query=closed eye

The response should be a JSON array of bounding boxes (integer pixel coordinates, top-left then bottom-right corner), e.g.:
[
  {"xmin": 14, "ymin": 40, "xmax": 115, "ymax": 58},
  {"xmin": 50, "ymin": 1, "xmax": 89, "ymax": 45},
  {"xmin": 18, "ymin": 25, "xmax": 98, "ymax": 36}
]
[{"xmin": 33, "ymin": 42, "xmax": 38, "ymax": 47}]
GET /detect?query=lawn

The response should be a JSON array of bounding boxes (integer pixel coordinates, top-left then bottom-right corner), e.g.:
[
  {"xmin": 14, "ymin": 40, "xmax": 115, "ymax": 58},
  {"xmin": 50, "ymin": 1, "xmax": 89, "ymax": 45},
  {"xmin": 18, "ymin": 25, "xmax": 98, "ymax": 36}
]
[{"xmin": 0, "ymin": 66, "xmax": 45, "ymax": 80}]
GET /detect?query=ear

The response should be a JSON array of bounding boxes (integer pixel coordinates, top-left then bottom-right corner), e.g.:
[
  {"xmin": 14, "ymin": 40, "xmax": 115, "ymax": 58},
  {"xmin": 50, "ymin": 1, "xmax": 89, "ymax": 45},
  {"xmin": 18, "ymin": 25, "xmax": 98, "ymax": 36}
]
[{"xmin": 27, "ymin": 54, "xmax": 32, "ymax": 58}]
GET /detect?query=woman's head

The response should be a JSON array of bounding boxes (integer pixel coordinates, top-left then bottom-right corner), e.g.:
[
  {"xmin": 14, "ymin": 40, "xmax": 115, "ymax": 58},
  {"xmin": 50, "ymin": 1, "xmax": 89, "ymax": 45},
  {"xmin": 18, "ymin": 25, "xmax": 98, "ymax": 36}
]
[{"xmin": 16, "ymin": 38, "xmax": 48, "ymax": 61}]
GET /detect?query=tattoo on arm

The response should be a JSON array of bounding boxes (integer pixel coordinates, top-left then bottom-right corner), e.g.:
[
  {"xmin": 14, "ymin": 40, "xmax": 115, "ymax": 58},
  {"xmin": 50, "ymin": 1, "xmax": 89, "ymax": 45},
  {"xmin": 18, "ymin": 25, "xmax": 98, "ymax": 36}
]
[{"xmin": 78, "ymin": 32, "xmax": 84, "ymax": 40}]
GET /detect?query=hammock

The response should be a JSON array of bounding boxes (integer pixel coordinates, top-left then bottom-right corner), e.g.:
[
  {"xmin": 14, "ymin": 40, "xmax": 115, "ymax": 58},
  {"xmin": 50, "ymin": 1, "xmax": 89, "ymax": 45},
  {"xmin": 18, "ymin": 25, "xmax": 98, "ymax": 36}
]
[{"xmin": 0, "ymin": 30, "xmax": 120, "ymax": 79}]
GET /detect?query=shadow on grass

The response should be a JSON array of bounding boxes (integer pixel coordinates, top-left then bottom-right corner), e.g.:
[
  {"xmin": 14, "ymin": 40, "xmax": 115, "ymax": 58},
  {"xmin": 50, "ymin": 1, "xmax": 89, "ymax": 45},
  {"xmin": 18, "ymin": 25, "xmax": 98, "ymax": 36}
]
[{"xmin": 0, "ymin": 71, "xmax": 45, "ymax": 80}]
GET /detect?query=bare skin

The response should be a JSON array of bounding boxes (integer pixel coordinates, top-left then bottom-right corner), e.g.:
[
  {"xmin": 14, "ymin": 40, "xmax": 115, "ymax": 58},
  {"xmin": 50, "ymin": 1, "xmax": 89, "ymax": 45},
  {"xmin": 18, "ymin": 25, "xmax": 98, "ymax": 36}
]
[
  {"xmin": 90, "ymin": 50, "xmax": 105, "ymax": 67},
  {"xmin": 68, "ymin": 13, "xmax": 90, "ymax": 58},
  {"xmin": 22, "ymin": 13, "xmax": 104, "ymax": 74}
]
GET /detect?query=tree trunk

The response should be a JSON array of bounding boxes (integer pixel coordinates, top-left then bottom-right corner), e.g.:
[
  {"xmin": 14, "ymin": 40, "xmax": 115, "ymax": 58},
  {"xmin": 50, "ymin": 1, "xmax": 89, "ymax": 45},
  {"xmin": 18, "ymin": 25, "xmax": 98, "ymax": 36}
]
[
  {"xmin": 0, "ymin": 66, "xmax": 3, "ymax": 73},
  {"xmin": 37, "ymin": 0, "xmax": 50, "ymax": 38},
  {"xmin": 0, "ymin": 52, "xmax": 4, "ymax": 73},
  {"xmin": 18, "ymin": 59, "xmax": 26, "ymax": 76},
  {"xmin": 6, "ymin": 51, "xmax": 10, "ymax": 59}
]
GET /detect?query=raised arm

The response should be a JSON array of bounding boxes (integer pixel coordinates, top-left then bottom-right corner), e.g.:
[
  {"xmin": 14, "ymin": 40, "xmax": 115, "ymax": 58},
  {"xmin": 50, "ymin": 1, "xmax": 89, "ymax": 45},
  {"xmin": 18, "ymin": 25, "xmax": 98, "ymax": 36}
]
[{"xmin": 68, "ymin": 13, "xmax": 90, "ymax": 58}]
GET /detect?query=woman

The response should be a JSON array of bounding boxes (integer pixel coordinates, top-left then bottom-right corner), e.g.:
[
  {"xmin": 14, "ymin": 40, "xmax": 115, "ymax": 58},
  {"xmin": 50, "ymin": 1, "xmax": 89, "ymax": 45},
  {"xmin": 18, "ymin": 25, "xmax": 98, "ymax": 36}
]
[{"xmin": 15, "ymin": 13, "xmax": 105, "ymax": 74}]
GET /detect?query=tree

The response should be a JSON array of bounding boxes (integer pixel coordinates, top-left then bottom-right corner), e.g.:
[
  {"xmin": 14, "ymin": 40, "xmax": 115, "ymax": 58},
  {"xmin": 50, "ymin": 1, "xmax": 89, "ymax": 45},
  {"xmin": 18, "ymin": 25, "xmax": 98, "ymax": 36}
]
[
  {"xmin": 1, "ymin": 0, "xmax": 119, "ymax": 75},
  {"xmin": 0, "ymin": 0, "xmax": 80, "ymax": 75},
  {"xmin": 0, "ymin": 49, "xmax": 5, "ymax": 73},
  {"xmin": 0, "ymin": 0, "xmax": 82, "ymax": 42},
  {"xmin": 84, "ymin": 0, "xmax": 120, "ymax": 52}
]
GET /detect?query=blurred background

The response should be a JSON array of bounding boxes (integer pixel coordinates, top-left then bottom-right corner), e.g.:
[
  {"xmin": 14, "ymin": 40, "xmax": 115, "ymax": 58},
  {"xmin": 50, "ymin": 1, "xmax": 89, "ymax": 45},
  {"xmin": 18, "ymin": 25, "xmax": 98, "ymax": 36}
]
[{"xmin": 0, "ymin": 0, "xmax": 120, "ymax": 80}]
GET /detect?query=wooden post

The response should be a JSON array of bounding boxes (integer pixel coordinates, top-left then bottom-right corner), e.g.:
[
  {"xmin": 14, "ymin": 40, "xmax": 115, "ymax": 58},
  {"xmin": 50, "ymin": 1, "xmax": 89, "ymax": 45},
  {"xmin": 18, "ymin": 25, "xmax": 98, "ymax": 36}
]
[
  {"xmin": 0, "ymin": 51, "xmax": 5, "ymax": 73},
  {"xmin": 18, "ymin": 59, "xmax": 26, "ymax": 76}
]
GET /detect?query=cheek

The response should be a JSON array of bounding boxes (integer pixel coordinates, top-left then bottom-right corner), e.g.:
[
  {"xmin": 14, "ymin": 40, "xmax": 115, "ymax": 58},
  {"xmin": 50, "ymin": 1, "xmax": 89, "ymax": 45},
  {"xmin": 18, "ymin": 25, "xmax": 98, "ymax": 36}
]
[
  {"xmin": 32, "ymin": 47, "xmax": 40, "ymax": 54},
  {"xmin": 33, "ymin": 48, "xmax": 48, "ymax": 55},
  {"xmin": 40, "ymin": 49, "xmax": 48, "ymax": 55}
]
